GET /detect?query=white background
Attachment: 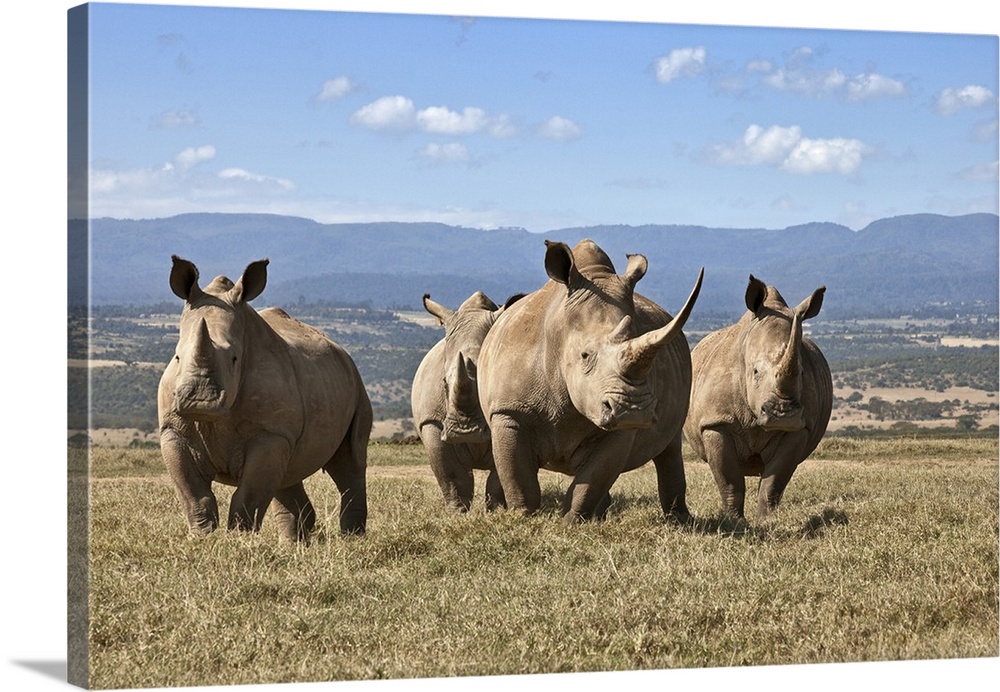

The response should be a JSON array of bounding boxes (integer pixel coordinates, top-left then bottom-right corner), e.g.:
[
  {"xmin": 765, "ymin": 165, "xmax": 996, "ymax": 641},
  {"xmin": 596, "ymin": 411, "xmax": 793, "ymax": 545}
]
[{"xmin": 2, "ymin": 2, "xmax": 997, "ymax": 691}]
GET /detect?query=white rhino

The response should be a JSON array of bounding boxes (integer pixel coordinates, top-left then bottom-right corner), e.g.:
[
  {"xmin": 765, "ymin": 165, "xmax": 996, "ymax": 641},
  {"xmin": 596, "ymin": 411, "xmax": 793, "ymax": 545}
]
[
  {"xmin": 477, "ymin": 239, "xmax": 703, "ymax": 524},
  {"xmin": 157, "ymin": 256, "xmax": 371, "ymax": 541},
  {"xmin": 683, "ymin": 275, "xmax": 832, "ymax": 520},
  {"xmin": 411, "ymin": 291, "xmax": 520, "ymax": 511}
]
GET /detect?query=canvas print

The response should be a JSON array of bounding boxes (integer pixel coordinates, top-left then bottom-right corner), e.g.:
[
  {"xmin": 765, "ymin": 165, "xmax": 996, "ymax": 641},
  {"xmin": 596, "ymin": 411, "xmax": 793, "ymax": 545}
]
[{"xmin": 67, "ymin": 2, "xmax": 999, "ymax": 690}]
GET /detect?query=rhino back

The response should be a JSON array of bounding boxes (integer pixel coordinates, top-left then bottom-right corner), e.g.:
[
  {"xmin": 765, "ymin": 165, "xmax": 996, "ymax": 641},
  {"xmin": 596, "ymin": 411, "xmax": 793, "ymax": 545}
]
[
  {"xmin": 799, "ymin": 336, "xmax": 833, "ymax": 447},
  {"xmin": 243, "ymin": 307, "xmax": 368, "ymax": 481},
  {"xmin": 479, "ymin": 283, "xmax": 567, "ymax": 421}
]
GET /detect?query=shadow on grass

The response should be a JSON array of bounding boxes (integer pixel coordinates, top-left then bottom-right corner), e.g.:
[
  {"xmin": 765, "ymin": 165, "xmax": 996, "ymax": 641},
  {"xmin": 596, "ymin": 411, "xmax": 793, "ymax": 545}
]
[
  {"xmin": 674, "ymin": 507, "xmax": 850, "ymax": 541},
  {"xmin": 799, "ymin": 507, "xmax": 850, "ymax": 538}
]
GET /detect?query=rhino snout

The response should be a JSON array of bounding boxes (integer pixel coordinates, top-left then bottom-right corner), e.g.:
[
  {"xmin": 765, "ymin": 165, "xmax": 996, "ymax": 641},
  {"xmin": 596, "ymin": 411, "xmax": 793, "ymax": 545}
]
[
  {"xmin": 173, "ymin": 380, "xmax": 230, "ymax": 420},
  {"xmin": 598, "ymin": 397, "xmax": 656, "ymax": 430},
  {"xmin": 758, "ymin": 398, "xmax": 805, "ymax": 431},
  {"xmin": 441, "ymin": 414, "xmax": 490, "ymax": 443}
]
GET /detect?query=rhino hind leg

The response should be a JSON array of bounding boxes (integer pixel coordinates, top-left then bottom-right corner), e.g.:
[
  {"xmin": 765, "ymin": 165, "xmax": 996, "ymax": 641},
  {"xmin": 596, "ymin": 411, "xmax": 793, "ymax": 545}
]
[
  {"xmin": 325, "ymin": 396, "xmax": 372, "ymax": 535},
  {"xmin": 270, "ymin": 483, "xmax": 316, "ymax": 542},
  {"xmin": 652, "ymin": 436, "xmax": 690, "ymax": 523},
  {"xmin": 229, "ymin": 434, "xmax": 293, "ymax": 533}
]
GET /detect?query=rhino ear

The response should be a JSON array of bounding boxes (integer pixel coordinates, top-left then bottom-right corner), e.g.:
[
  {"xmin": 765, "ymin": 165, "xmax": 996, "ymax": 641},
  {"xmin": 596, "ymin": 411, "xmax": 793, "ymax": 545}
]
[
  {"xmin": 169, "ymin": 255, "xmax": 201, "ymax": 301},
  {"xmin": 745, "ymin": 275, "xmax": 768, "ymax": 315},
  {"xmin": 795, "ymin": 285, "xmax": 826, "ymax": 321},
  {"xmin": 423, "ymin": 294, "xmax": 454, "ymax": 325},
  {"xmin": 622, "ymin": 254, "xmax": 648, "ymax": 291},
  {"xmin": 544, "ymin": 240, "xmax": 582, "ymax": 290},
  {"xmin": 232, "ymin": 258, "xmax": 269, "ymax": 304}
]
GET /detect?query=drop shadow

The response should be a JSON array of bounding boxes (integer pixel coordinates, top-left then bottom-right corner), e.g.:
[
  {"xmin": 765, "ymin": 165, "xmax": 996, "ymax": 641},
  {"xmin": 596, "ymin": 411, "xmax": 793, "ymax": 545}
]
[{"xmin": 11, "ymin": 659, "xmax": 67, "ymax": 682}]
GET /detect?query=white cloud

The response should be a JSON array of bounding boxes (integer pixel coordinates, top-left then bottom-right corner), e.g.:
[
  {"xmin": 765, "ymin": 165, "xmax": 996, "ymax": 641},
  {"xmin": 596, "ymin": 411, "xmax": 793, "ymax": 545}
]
[
  {"xmin": 653, "ymin": 46, "xmax": 707, "ymax": 83},
  {"xmin": 351, "ymin": 97, "xmax": 524, "ymax": 140},
  {"xmin": 959, "ymin": 160, "xmax": 999, "ymax": 182},
  {"xmin": 708, "ymin": 124, "xmax": 869, "ymax": 175},
  {"xmin": 218, "ymin": 168, "xmax": 295, "ymax": 190},
  {"xmin": 153, "ymin": 108, "xmax": 199, "ymax": 129},
  {"xmin": 782, "ymin": 137, "xmax": 869, "ymax": 174},
  {"xmin": 935, "ymin": 85, "xmax": 996, "ymax": 115},
  {"xmin": 763, "ymin": 66, "xmax": 846, "ymax": 96},
  {"xmin": 537, "ymin": 116, "xmax": 582, "ymax": 141},
  {"xmin": 417, "ymin": 106, "xmax": 488, "ymax": 135},
  {"xmin": 316, "ymin": 75, "xmax": 357, "ymax": 102},
  {"xmin": 845, "ymin": 73, "xmax": 907, "ymax": 102},
  {"xmin": 175, "ymin": 144, "xmax": 216, "ymax": 168},
  {"xmin": 710, "ymin": 124, "xmax": 802, "ymax": 166},
  {"xmin": 754, "ymin": 47, "xmax": 906, "ymax": 103},
  {"xmin": 350, "ymin": 95, "xmax": 417, "ymax": 131},
  {"xmin": 418, "ymin": 142, "xmax": 471, "ymax": 164}
]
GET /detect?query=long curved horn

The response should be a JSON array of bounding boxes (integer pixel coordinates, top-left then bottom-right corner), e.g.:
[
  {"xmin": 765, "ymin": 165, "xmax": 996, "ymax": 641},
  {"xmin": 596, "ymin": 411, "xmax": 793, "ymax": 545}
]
[{"xmin": 620, "ymin": 267, "xmax": 704, "ymax": 378}]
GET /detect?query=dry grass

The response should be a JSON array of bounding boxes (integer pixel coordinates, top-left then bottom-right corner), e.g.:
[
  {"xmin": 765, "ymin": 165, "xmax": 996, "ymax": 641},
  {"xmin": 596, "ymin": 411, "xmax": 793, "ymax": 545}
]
[{"xmin": 83, "ymin": 438, "xmax": 999, "ymax": 689}]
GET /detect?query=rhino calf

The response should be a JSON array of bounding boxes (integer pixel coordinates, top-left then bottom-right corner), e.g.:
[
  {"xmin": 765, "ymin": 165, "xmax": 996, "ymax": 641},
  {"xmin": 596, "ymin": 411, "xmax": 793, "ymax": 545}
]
[
  {"xmin": 478, "ymin": 239, "xmax": 702, "ymax": 524},
  {"xmin": 157, "ymin": 256, "xmax": 372, "ymax": 541},
  {"xmin": 683, "ymin": 275, "xmax": 832, "ymax": 520},
  {"xmin": 411, "ymin": 291, "xmax": 520, "ymax": 511}
]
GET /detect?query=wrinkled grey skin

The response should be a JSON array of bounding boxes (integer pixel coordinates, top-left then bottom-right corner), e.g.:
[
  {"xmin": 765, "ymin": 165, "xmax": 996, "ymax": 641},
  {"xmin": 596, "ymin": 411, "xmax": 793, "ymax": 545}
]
[
  {"xmin": 157, "ymin": 256, "xmax": 371, "ymax": 541},
  {"xmin": 478, "ymin": 239, "xmax": 703, "ymax": 524},
  {"xmin": 683, "ymin": 275, "xmax": 832, "ymax": 520},
  {"xmin": 411, "ymin": 291, "xmax": 521, "ymax": 511}
]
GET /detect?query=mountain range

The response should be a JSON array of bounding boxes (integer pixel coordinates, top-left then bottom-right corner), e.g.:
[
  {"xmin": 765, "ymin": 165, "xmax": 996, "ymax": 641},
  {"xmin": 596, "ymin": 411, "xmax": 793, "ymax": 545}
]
[{"xmin": 70, "ymin": 212, "xmax": 999, "ymax": 320}]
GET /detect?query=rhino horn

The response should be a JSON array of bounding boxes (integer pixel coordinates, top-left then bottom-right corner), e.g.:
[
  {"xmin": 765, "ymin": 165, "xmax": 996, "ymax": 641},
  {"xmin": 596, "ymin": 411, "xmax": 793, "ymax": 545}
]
[
  {"xmin": 609, "ymin": 316, "xmax": 633, "ymax": 344},
  {"xmin": 191, "ymin": 317, "xmax": 215, "ymax": 368},
  {"xmin": 451, "ymin": 351, "xmax": 478, "ymax": 404},
  {"xmin": 423, "ymin": 294, "xmax": 454, "ymax": 325},
  {"xmin": 620, "ymin": 267, "xmax": 704, "ymax": 378},
  {"xmin": 777, "ymin": 312, "xmax": 801, "ymax": 382}
]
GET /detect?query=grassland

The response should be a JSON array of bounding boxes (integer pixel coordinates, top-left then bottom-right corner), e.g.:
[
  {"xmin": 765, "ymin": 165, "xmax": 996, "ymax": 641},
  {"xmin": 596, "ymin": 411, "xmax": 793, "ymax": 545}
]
[{"xmin": 83, "ymin": 437, "xmax": 998, "ymax": 689}]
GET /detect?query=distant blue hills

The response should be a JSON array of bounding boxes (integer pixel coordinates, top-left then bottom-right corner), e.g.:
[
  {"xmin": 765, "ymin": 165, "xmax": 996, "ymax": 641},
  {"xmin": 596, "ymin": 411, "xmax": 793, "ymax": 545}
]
[{"xmin": 70, "ymin": 212, "xmax": 999, "ymax": 319}]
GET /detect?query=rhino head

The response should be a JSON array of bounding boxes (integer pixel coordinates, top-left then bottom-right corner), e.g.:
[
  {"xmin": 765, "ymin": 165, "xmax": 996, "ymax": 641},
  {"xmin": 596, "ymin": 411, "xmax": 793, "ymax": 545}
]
[
  {"xmin": 167, "ymin": 255, "xmax": 268, "ymax": 421},
  {"xmin": 545, "ymin": 239, "xmax": 703, "ymax": 431},
  {"xmin": 424, "ymin": 290, "xmax": 521, "ymax": 443},
  {"xmin": 740, "ymin": 275, "xmax": 825, "ymax": 432}
]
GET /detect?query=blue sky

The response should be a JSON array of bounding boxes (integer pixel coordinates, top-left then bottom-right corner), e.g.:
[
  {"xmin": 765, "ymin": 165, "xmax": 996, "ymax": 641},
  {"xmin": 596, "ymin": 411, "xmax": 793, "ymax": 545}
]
[{"xmin": 81, "ymin": 2, "xmax": 998, "ymax": 232}]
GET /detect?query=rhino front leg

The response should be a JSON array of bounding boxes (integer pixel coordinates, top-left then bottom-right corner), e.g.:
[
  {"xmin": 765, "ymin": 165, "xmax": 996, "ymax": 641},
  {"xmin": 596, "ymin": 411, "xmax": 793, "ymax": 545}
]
[
  {"xmin": 701, "ymin": 426, "xmax": 747, "ymax": 519},
  {"xmin": 756, "ymin": 430, "xmax": 809, "ymax": 519},
  {"xmin": 561, "ymin": 433, "xmax": 631, "ymax": 524},
  {"xmin": 270, "ymin": 482, "xmax": 316, "ymax": 542},
  {"xmin": 229, "ymin": 434, "xmax": 292, "ymax": 533},
  {"xmin": 484, "ymin": 466, "xmax": 506, "ymax": 510},
  {"xmin": 489, "ymin": 413, "xmax": 541, "ymax": 515},
  {"xmin": 422, "ymin": 423, "xmax": 476, "ymax": 511},
  {"xmin": 160, "ymin": 429, "xmax": 219, "ymax": 535},
  {"xmin": 652, "ymin": 435, "xmax": 690, "ymax": 523}
]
